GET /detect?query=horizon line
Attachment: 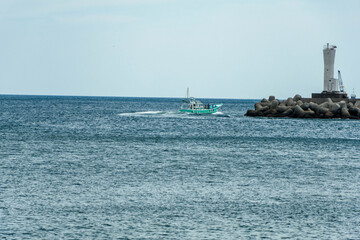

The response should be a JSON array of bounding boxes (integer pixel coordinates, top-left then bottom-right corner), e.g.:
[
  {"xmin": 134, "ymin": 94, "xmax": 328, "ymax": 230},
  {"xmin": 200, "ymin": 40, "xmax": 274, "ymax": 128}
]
[{"xmin": 0, "ymin": 93, "xmax": 262, "ymax": 100}]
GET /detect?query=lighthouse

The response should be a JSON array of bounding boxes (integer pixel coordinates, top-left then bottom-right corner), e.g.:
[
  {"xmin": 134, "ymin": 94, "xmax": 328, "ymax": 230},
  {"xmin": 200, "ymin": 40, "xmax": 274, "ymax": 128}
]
[
  {"xmin": 312, "ymin": 43, "xmax": 347, "ymax": 100},
  {"xmin": 323, "ymin": 43, "xmax": 339, "ymax": 92}
]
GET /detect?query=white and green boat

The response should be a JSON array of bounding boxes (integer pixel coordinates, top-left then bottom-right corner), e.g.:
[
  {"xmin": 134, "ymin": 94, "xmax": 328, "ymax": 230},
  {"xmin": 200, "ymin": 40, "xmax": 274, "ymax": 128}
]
[{"xmin": 180, "ymin": 88, "xmax": 222, "ymax": 114}]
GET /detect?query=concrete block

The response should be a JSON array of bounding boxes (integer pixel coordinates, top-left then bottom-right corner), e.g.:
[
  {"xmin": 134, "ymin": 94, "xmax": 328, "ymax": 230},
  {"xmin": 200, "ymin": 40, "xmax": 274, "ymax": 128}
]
[{"xmin": 293, "ymin": 94, "xmax": 302, "ymax": 101}]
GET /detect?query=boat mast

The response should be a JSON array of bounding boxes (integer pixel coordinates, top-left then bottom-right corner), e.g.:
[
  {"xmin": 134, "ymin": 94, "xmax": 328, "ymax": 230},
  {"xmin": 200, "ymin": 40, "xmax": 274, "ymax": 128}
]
[{"xmin": 187, "ymin": 87, "xmax": 189, "ymax": 101}]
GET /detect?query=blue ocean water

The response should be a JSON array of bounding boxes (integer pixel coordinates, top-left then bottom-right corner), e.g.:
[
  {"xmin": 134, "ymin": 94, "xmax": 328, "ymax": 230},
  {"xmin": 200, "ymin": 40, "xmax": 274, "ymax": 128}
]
[{"xmin": 0, "ymin": 95, "xmax": 359, "ymax": 239}]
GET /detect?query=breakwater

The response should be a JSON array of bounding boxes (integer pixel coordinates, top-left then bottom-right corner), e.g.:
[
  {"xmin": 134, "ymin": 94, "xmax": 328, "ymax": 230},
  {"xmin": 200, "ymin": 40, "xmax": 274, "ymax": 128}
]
[{"xmin": 245, "ymin": 94, "xmax": 360, "ymax": 119}]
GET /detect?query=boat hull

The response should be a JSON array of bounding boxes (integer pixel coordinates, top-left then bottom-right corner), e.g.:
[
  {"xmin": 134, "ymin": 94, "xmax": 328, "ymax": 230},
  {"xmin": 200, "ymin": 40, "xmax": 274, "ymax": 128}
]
[{"xmin": 180, "ymin": 106, "xmax": 221, "ymax": 114}]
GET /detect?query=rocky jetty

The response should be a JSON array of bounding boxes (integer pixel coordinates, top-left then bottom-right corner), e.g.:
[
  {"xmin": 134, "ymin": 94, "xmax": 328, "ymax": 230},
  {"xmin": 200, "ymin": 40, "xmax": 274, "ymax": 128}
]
[{"xmin": 245, "ymin": 95, "xmax": 360, "ymax": 119}]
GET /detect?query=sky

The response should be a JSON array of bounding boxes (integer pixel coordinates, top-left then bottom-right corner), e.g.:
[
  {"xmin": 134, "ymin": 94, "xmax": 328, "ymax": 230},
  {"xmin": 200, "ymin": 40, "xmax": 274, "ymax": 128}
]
[{"xmin": 1, "ymin": 0, "xmax": 360, "ymax": 99}]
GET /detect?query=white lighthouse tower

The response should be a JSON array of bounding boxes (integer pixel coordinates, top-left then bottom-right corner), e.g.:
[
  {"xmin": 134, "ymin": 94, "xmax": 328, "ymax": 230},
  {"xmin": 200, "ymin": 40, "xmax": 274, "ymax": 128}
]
[
  {"xmin": 312, "ymin": 43, "xmax": 348, "ymax": 100},
  {"xmin": 323, "ymin": 43, "xmax": 339, "ymax": 92}
]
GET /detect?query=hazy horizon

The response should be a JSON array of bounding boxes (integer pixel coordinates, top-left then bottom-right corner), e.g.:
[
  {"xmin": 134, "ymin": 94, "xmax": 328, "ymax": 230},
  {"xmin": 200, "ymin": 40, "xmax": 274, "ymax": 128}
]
[
  {"xmin": 0, "ymin": 92, "xmax": 262, "ymax": 100},
  {"xmin": 1, "ymin": 0, "xmax": 360, "ymax": 99}
]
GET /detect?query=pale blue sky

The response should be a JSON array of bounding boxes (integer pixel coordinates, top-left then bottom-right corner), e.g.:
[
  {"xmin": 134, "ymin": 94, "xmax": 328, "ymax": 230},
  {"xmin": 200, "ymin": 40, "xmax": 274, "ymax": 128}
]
[{"xmin": 1, "ymin": 0, "xmax": 359, "ymax": 98}]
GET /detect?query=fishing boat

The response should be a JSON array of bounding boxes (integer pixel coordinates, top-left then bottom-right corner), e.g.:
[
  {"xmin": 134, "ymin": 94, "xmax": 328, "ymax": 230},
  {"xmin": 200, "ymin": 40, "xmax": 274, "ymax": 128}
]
[{"xmin": 180, "ymin": 88, "xmax": 223, "ymax": 114}]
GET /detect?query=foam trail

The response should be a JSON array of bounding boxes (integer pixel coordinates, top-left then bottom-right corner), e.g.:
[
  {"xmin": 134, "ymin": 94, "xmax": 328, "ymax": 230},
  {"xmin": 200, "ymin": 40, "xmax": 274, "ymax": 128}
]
[
  {"xmin": 212, "ymin": 111, "xmax": 224, "ymax": 115},
  {"xmin": 118, "ymin": 110, "xmax": 228, "ymax": 118},
  {"xmin": 212, "ymin": 111, "xmax": 230, "ymax": 117}
]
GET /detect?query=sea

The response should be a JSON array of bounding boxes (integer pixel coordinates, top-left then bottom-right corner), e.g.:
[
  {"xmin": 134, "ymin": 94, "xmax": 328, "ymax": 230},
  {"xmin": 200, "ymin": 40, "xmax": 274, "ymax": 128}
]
[{"xmin": 0, "ymin": 95, "xmax": 359, "ymax": 239}]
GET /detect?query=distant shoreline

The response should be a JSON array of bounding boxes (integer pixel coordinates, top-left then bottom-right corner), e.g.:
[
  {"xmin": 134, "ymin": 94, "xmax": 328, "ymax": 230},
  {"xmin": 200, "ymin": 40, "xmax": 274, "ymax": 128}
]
[{"xmin": 0, "ymin": 94, "xmax": 260, "ymax": 101}]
